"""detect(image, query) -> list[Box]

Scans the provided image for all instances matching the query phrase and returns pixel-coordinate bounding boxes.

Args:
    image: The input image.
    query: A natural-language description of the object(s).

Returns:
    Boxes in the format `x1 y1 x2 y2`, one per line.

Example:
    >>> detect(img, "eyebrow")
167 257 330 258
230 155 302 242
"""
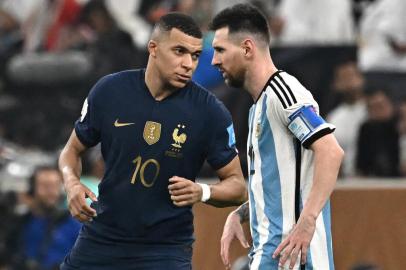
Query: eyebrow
173 45 202 54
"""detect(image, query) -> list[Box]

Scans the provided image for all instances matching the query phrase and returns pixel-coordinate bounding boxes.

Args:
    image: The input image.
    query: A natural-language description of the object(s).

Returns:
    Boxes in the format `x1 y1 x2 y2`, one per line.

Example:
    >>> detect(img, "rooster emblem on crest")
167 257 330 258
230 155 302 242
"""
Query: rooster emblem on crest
172 124 187 148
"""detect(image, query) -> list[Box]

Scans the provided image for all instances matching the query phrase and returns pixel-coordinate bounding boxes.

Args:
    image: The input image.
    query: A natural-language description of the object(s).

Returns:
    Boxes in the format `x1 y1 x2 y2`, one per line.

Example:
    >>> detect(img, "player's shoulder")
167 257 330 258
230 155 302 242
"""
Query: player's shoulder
265 70 315 109
185 81 231 122
94 69 141 89
187 80 224 108
89 69 142 99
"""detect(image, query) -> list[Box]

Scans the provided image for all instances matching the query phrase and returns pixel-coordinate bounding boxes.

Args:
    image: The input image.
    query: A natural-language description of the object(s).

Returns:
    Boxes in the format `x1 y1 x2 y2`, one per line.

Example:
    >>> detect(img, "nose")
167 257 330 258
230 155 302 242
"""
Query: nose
182 54 193 70
211 52 220 66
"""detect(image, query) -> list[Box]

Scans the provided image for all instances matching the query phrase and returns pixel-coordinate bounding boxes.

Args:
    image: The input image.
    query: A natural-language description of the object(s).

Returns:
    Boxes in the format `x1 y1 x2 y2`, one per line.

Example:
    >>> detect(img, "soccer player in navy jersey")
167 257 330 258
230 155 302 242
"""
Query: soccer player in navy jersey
58 13 247 270
210 4 344 270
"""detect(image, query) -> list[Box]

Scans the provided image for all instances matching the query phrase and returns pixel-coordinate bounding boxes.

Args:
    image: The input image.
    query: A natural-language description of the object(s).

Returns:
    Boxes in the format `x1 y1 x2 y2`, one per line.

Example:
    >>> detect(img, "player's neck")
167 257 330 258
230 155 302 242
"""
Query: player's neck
145 66 177 101
245 56 278 102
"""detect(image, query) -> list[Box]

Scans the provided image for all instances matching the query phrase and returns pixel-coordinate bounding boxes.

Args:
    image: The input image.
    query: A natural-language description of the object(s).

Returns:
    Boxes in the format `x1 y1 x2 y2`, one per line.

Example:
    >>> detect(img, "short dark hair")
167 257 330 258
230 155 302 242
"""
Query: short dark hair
209 4 270 44
156 12 202 39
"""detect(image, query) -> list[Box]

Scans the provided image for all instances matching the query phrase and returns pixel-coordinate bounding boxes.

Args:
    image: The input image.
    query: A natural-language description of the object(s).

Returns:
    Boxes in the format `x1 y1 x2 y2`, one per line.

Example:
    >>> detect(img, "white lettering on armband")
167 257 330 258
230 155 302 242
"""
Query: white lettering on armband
287 105 325 142
288 116 312 142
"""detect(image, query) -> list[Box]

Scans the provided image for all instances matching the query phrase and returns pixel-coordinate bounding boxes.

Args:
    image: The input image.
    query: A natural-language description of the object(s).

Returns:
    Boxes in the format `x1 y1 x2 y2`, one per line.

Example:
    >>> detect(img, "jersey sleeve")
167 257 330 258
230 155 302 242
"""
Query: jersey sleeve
74 76 109 147
206 100 238 170
272 75 335 149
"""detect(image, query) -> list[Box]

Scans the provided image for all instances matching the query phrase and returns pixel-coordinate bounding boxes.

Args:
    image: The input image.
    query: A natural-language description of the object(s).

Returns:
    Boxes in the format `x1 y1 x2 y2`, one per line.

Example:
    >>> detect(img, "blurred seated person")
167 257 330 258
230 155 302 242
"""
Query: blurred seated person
398 99 406 176
271 0 355 46
7 0 143 86
8 166 81 270
78 0 144 79
327 60 367 177
21 0 82 52
356 90 400 177
358 0 406 72
0 0 39 75
0 191 18 269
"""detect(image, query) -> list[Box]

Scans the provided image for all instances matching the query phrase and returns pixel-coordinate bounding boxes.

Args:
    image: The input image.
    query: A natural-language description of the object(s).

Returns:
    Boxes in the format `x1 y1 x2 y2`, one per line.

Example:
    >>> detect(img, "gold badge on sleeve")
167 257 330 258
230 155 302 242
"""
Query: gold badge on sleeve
143 121 161 145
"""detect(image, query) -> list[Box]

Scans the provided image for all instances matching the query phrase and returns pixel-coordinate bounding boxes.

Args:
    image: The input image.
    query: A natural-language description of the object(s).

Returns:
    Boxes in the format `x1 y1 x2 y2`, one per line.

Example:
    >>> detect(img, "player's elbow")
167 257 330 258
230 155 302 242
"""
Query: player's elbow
312 135 344 164
336 145 345 163
233 180 248 204
329 142 344 165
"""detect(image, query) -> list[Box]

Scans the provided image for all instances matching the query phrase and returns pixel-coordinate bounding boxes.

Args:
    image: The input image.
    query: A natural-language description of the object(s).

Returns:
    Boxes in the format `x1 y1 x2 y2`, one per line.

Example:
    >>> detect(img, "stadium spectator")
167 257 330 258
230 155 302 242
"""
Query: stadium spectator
398 99 406 176
271 0 355 46
358 0 406 72
0 191 18 269
327 61 367 177
356 90 400 177
5 0 87 86
0 0 38 77
78 0 145 80
7 166 81 270
20 0 82 53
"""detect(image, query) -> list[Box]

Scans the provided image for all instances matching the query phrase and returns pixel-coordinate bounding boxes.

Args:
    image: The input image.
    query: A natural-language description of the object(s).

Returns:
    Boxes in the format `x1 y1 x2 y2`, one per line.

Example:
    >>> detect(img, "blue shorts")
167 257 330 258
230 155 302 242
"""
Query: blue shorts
60 238 192 270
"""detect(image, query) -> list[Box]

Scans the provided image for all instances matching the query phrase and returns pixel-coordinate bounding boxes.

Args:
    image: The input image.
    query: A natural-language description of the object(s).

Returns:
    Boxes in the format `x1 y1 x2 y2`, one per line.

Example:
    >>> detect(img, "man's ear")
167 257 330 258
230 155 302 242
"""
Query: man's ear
241 39 254 58
148 40 158 57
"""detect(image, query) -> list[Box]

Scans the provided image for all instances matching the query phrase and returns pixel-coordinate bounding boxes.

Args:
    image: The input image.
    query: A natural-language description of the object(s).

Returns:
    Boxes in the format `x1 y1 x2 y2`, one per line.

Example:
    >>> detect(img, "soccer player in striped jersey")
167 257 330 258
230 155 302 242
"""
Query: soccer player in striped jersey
210 4 344 270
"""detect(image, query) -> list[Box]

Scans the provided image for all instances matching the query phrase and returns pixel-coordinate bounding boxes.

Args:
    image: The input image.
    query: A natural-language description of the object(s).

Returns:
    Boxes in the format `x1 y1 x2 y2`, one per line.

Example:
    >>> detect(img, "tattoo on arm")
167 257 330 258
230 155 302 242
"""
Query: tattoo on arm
236 201 250 223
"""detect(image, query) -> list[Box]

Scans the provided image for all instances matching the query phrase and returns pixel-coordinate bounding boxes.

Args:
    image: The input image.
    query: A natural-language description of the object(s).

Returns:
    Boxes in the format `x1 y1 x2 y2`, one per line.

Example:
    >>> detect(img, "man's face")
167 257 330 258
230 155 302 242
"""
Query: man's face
333 62 364 95
367 91 394 121
153 28 202 88
34 170 63 209
212 27 246 88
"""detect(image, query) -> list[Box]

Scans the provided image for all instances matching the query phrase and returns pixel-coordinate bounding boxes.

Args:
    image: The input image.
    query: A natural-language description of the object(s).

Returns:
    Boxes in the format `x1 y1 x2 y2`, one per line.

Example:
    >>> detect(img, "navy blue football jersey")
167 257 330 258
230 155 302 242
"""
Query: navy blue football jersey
74 69 237 254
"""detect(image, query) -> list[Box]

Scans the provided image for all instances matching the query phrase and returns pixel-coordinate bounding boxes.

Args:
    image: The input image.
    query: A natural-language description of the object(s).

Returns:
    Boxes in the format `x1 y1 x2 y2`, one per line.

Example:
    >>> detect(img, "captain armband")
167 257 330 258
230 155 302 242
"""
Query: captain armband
287 105 334 145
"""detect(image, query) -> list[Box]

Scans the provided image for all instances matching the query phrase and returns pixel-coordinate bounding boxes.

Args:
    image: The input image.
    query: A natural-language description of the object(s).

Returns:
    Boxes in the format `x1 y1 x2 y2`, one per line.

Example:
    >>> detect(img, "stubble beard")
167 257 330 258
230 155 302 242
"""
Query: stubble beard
226 69 245 88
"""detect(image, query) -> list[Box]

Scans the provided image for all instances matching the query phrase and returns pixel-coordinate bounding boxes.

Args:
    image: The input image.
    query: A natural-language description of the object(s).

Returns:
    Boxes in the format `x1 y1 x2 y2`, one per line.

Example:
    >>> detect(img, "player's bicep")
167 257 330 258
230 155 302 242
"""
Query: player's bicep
206 102 238 170
75 84 103 147
67 129 88 154
309 133 340 153
215 156 243 181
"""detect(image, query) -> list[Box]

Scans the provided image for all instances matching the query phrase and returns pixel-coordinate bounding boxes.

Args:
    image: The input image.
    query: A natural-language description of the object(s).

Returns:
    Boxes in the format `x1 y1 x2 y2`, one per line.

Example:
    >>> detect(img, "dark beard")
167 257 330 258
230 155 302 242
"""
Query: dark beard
226 69 245 88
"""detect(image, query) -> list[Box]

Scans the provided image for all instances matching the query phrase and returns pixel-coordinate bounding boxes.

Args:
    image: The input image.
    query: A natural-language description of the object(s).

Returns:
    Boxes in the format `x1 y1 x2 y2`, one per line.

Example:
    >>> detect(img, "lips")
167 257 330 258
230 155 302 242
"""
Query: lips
176 74 191 81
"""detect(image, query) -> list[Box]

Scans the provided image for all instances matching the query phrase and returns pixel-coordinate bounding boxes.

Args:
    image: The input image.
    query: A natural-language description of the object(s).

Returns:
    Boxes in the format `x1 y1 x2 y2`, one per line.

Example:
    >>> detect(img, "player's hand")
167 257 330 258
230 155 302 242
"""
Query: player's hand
168 176 202 206
272 215 316 269
65 181 97 223
221 211 250 269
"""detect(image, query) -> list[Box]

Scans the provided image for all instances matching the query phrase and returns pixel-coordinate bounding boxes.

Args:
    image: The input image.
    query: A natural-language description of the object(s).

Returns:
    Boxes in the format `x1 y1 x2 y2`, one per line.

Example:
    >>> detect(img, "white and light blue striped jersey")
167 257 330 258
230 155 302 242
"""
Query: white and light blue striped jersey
247 71 335 270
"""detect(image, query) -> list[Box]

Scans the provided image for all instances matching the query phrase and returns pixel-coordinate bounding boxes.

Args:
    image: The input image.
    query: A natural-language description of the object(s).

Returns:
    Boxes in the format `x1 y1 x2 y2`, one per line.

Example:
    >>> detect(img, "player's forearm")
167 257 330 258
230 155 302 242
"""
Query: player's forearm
207 176 247 207
301 138 344 220
235 200 250 223
59 145 83 190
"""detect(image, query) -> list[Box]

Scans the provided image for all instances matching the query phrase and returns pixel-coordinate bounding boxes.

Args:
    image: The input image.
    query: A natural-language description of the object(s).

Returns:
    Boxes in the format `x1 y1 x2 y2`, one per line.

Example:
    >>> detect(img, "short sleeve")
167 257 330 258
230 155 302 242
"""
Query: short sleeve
272 74 335 149
74 77 108 147
206 100 238 170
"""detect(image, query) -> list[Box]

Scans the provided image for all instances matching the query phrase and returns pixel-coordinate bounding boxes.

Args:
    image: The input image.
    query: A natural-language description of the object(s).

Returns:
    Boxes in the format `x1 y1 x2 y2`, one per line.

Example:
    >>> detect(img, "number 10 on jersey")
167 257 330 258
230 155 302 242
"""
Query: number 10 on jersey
131 155 160 188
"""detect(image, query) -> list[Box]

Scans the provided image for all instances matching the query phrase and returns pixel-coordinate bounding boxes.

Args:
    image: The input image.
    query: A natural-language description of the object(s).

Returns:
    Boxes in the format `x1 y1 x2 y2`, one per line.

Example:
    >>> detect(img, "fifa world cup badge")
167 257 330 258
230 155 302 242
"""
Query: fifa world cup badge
143 121 161 145
256 122 261 138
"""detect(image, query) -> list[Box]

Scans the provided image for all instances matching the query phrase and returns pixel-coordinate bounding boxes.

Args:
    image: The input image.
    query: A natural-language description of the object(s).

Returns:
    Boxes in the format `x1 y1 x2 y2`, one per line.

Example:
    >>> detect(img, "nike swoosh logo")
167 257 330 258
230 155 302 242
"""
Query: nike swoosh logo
114 119 135 127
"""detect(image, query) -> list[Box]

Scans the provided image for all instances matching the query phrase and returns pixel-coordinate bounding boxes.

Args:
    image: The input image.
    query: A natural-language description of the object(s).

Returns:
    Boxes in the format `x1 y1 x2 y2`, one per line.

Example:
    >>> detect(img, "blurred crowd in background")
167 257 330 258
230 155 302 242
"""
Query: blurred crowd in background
0 0 405 269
